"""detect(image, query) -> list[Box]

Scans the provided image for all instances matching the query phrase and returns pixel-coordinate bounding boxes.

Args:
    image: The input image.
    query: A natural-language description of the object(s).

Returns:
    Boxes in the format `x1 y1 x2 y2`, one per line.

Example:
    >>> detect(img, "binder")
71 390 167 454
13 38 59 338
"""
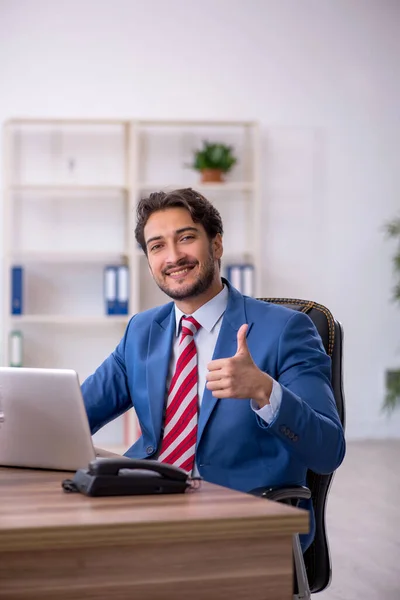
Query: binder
11 266 23 315
104 266 117 315
9 330 23 367
226 264 242 293
116 265 129 315
242 264 255 297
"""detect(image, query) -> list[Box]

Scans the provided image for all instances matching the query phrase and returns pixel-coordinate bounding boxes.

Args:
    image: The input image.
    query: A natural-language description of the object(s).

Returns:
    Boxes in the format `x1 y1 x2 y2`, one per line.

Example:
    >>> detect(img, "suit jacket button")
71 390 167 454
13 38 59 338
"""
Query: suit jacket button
146 446 154 455
293 435 299 442
280 425 286 434
289 432 295 439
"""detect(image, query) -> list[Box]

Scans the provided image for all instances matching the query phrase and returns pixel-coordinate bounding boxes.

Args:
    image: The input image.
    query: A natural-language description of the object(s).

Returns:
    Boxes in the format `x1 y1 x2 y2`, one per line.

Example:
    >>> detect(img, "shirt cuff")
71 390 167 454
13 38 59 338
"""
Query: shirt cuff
250 379 282 424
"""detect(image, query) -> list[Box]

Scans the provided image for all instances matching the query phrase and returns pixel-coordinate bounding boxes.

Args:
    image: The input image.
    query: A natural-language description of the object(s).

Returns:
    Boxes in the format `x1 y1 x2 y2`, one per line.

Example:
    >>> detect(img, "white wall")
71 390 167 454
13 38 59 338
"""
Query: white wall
1 0 399 439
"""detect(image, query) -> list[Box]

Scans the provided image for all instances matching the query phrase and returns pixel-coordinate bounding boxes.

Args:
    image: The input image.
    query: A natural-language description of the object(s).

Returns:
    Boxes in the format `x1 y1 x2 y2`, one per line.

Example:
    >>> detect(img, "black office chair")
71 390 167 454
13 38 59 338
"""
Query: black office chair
252 298 345 600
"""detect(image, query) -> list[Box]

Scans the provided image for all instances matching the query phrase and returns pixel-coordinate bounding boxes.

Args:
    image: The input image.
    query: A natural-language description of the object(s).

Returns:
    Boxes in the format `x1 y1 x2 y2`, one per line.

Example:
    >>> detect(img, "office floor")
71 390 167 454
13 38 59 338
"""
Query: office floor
320 440 400 600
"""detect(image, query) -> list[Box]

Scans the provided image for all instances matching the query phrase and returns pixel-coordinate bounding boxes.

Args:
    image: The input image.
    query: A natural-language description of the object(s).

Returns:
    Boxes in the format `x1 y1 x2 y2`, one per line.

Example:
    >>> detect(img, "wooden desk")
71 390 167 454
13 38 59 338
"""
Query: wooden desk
0 467 308 600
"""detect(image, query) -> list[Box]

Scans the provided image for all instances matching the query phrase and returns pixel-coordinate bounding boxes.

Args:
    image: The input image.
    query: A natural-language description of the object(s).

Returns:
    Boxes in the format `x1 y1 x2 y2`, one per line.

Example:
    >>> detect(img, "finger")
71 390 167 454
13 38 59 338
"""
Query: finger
236 324 249 355
206 378 231 391
206 370 227 382
207 358 230 371
210 388 236 399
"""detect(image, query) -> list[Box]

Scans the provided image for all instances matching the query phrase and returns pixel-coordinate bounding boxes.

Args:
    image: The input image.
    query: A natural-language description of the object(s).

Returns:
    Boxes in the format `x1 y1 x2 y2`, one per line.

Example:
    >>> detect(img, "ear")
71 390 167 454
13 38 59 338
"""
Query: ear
212 233 223 260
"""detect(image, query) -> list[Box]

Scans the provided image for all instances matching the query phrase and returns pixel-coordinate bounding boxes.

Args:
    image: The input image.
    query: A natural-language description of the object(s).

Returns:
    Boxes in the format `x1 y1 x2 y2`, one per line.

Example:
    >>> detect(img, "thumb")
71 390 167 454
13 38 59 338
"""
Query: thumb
236 324 249 355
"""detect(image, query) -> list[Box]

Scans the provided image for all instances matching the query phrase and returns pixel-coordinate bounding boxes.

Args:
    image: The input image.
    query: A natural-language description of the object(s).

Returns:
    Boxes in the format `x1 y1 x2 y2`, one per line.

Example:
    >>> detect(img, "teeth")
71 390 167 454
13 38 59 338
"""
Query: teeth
169 268 189 276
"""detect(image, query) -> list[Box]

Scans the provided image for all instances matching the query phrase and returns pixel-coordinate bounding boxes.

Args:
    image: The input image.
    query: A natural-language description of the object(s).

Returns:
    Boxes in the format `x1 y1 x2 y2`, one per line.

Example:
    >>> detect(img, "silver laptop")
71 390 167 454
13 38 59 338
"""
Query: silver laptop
0 367 120 471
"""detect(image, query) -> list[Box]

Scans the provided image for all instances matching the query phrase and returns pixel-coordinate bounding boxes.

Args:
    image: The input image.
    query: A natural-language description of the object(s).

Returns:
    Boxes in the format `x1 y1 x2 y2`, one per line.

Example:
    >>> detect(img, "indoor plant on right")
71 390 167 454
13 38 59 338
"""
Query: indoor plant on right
189 141 237 183
384 215 400 413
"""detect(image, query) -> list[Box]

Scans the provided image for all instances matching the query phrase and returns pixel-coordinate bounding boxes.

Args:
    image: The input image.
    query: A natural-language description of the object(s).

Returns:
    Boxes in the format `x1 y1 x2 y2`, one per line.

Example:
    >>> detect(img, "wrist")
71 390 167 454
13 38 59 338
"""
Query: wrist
253 372 273 408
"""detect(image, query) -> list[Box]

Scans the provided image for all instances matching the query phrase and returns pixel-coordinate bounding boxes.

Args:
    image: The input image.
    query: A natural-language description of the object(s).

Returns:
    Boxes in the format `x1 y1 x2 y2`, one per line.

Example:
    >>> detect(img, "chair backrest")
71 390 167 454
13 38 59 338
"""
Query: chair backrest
257 297 345 594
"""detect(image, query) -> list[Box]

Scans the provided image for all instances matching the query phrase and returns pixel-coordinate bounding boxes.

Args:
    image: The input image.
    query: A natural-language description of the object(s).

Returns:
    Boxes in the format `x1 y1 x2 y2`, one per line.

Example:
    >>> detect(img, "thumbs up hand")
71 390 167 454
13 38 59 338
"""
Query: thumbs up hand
235 323 251 357
206 324 273 407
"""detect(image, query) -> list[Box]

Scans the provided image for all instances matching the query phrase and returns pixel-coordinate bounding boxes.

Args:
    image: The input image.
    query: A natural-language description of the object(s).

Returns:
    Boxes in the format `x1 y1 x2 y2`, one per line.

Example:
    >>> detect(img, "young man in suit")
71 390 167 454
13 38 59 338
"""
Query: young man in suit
82 187 345 550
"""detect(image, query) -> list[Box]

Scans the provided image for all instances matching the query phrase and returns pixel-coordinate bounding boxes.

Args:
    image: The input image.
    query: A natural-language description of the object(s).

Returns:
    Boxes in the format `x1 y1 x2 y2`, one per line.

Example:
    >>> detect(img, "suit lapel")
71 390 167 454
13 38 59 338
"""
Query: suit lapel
146 307 175 444
197 284 253 446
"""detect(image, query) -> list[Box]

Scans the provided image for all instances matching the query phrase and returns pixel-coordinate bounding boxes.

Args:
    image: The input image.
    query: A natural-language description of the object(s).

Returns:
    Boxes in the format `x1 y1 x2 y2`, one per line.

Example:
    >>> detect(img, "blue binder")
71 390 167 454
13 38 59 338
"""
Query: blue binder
241 264 255 297
116 265 129 315
226 264 243 293
225 263 255 296
104 266 117 315
11 266 23 315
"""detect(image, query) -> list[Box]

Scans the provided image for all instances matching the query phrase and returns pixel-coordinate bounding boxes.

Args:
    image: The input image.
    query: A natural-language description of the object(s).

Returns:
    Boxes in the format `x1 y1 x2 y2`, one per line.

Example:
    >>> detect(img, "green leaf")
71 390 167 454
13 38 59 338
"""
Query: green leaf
382 217 400 414
385 214 400 307
383 370 400 414
386 218 400 238
188 140 238 173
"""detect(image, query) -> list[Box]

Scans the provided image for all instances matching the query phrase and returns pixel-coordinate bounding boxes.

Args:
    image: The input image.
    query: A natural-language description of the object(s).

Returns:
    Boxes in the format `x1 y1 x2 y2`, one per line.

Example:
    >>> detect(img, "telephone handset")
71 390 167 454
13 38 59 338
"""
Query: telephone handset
62 457 191 496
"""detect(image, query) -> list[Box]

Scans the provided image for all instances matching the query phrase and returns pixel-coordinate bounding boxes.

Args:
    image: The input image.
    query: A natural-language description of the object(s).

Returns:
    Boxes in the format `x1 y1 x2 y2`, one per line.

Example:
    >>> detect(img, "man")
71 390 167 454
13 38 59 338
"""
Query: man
82 187 345 550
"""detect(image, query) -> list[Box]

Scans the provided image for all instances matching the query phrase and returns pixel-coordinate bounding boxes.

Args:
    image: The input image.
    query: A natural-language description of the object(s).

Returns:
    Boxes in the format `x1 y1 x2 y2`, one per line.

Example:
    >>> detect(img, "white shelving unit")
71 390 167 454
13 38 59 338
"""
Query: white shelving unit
2 118 261 448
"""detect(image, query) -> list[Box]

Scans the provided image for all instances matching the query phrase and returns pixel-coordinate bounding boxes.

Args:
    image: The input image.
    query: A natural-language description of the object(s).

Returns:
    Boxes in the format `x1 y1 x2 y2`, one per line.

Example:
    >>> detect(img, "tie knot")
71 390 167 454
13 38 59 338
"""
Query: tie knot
181 316 201 338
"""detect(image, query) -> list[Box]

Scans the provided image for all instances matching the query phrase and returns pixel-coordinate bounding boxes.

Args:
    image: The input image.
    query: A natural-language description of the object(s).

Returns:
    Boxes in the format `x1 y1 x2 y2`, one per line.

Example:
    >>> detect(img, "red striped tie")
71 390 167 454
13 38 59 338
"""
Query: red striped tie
158 316 201 473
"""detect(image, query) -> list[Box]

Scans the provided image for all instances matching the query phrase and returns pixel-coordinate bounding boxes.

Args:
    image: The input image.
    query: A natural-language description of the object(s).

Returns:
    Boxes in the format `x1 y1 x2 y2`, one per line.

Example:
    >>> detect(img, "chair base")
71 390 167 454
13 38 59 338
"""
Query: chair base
293 534 311 600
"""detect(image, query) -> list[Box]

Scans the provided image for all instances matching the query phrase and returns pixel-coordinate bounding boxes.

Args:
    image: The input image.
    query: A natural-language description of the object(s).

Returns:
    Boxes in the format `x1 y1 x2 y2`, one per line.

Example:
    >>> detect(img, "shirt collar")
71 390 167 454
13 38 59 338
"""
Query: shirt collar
174 284 229 336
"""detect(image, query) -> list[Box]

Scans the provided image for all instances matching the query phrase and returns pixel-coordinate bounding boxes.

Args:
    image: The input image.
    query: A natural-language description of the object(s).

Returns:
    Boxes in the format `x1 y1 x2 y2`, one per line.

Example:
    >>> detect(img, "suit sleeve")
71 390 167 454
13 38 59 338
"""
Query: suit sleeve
81 318 134 434
256 311 345 474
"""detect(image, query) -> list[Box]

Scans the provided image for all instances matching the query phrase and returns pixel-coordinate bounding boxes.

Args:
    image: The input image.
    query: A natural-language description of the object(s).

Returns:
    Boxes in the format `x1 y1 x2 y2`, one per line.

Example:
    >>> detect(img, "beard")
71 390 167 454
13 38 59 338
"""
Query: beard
152 247 216 301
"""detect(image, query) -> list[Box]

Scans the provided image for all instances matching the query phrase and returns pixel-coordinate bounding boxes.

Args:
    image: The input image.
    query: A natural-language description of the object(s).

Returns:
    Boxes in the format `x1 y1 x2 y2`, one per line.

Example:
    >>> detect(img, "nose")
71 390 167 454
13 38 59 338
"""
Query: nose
165 242 185 265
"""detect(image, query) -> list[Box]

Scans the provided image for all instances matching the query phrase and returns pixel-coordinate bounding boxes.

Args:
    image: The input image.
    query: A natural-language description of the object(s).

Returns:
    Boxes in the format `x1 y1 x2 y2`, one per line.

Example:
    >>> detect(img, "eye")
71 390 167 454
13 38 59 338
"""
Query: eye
181 235 195 242
150 243 163 252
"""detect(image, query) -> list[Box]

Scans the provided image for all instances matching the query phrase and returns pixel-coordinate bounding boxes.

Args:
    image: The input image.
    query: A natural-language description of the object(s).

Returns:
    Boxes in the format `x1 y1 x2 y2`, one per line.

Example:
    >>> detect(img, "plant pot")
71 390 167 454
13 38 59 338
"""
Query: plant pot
200 169 224 183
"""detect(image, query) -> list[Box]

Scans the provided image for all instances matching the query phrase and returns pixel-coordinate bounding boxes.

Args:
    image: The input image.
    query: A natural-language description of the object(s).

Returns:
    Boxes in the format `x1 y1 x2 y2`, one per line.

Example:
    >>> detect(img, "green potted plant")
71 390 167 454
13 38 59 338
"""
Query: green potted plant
384 215 400 413
189 141 237 183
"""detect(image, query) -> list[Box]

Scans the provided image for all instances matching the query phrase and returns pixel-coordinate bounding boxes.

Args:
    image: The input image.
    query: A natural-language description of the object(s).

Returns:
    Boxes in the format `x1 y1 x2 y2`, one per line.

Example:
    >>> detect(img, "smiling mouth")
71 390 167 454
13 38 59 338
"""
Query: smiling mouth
166 266 195 278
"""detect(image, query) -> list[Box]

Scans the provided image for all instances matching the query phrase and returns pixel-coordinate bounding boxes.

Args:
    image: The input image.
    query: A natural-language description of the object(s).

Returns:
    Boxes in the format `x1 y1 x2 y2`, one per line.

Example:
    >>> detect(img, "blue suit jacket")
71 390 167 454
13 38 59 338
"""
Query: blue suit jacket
82 283 345 549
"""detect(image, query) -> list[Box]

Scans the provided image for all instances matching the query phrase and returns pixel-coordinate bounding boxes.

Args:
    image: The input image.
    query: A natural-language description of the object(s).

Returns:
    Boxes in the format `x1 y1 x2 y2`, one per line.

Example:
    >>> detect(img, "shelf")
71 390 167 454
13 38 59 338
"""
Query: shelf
9 185 128 193
7 118 255 127
137 119 256 127
137 182 255 192
7 118 130 126
10 315 130 325
8 252 130 264
9 183 254 193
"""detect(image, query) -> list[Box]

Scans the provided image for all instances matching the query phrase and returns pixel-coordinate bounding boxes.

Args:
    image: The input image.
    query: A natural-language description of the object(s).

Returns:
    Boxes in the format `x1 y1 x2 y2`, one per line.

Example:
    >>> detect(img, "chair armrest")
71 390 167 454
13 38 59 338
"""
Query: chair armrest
250 485 311 503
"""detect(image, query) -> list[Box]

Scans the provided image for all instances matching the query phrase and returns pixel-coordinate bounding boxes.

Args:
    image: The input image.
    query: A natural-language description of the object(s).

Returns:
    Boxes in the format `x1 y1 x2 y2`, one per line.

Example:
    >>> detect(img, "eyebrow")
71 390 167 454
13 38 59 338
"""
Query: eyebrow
145 226 199 247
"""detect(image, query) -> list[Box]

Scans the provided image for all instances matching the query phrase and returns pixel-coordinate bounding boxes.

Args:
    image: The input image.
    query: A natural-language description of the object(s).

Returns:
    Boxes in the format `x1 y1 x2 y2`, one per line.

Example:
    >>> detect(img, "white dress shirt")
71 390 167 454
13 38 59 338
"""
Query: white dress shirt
166 284 282 476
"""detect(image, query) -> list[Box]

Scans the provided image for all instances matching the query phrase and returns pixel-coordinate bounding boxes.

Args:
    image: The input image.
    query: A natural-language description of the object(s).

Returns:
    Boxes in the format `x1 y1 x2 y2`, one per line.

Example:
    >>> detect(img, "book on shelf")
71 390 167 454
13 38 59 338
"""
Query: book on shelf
104 265 130 315
116 265 129 315
9 330 23 367
11 266 23 315
225 263 255 297
104 265 117 315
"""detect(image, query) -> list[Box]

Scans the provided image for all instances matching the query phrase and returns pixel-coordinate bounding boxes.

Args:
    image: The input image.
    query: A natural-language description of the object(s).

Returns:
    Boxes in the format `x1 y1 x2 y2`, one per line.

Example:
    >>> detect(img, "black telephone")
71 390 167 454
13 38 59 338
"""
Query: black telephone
62 457 190 497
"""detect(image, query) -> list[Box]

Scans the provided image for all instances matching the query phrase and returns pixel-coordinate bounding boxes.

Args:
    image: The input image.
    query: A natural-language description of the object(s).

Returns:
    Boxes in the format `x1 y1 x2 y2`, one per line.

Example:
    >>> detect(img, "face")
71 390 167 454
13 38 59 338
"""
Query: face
144 207 223 302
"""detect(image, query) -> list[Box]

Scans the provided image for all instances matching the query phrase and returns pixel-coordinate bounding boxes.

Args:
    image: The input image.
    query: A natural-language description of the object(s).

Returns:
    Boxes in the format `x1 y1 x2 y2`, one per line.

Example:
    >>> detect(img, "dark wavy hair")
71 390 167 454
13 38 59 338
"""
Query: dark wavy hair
135 188 224 254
